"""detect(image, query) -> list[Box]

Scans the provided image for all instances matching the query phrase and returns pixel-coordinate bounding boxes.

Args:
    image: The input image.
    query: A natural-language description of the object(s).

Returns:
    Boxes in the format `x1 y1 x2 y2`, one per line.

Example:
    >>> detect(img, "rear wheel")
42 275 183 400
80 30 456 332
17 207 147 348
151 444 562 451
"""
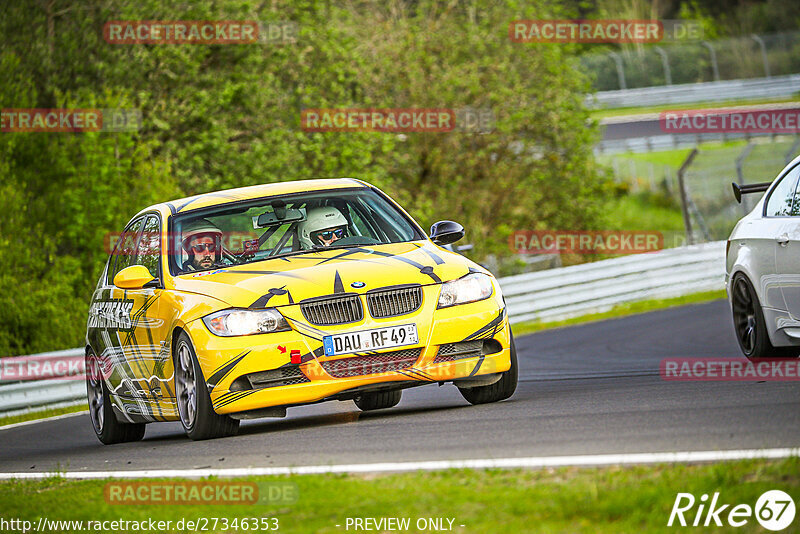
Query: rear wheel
731 274 797 359
353 389 402 411
86 350 146 445
175 332 239 440
458 334 518 405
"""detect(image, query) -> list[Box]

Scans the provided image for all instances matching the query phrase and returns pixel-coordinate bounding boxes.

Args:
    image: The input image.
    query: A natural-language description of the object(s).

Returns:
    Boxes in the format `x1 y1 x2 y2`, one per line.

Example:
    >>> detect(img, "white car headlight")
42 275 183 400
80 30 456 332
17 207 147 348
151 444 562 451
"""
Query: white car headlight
438 272 494 308
202 308 290 337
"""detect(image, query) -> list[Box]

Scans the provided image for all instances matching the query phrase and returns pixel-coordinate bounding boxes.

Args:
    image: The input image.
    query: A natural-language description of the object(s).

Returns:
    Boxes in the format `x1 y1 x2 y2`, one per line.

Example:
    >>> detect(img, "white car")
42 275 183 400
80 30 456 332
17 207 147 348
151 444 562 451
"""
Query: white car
727 155 800 359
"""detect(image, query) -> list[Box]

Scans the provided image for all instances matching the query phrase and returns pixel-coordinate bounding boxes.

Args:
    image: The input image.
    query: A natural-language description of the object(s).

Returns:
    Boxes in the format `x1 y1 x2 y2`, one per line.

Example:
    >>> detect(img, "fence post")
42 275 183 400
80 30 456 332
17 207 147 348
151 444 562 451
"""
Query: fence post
751 34 771 78
648 163 656 190
664 165 674 196
654 47 672 86
736 143 754 214
608 52 626 90
677 148 699 245
701 41 720 81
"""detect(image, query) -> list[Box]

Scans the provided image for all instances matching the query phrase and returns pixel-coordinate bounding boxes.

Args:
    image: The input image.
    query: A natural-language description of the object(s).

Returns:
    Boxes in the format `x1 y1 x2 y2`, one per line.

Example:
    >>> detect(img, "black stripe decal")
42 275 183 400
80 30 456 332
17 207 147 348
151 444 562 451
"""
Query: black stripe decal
250 287 288 308
419 266 441 283
463 309 505 341
213 390 256 410
419 247 445 265
468 355 485 376
333 271 345 294
206 351 250 393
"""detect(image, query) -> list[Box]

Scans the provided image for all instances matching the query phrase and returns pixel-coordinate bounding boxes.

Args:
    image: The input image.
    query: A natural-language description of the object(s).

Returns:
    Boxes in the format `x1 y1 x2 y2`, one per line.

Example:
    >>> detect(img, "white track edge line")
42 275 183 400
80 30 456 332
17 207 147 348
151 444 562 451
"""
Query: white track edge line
1 448 797 480
0 410 88 431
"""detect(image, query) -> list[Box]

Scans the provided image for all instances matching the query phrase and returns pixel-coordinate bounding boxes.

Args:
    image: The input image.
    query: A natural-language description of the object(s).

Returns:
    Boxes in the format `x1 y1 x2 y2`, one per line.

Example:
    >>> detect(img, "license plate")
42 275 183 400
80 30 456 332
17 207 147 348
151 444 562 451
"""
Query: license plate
323 324 418 356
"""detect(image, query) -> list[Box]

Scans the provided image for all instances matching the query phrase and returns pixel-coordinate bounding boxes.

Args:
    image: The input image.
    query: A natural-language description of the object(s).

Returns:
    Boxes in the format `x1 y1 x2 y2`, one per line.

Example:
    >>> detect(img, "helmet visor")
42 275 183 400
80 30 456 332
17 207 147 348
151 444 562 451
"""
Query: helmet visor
311 226 346 245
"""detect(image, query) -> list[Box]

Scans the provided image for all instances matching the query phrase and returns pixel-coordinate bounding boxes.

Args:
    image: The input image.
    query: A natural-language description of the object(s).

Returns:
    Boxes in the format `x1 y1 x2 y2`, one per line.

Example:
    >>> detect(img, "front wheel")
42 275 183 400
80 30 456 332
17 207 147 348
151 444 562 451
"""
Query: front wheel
86 349 146 445
458 334 518 405
175 332 239 440
354 389 402 411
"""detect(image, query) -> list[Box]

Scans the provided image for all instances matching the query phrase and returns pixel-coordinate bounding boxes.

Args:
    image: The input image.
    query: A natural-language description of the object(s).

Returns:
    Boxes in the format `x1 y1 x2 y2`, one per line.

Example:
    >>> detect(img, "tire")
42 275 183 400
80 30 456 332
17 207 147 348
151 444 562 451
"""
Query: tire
85 349 146 445
731 274 797 359
175 332 239 440
458 333 518 405
353 389 402 411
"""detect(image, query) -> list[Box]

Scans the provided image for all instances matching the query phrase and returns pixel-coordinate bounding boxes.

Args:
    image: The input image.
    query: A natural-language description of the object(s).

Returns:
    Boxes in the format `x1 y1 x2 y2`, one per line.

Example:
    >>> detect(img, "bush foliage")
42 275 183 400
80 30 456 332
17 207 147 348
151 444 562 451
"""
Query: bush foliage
0 0 609 355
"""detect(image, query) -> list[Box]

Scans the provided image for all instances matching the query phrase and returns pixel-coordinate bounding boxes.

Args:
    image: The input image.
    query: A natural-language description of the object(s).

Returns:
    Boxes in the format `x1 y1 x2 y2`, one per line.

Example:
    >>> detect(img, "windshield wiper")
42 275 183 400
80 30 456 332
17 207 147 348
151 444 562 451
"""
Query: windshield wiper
261 249 322 260
311 243 374 252
233 244 371 265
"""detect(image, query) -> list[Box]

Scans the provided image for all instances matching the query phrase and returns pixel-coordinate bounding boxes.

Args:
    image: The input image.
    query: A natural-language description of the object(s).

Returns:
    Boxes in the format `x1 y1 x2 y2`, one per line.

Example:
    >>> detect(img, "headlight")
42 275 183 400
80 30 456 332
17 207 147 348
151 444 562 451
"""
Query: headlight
202 308 290 337
438 272 494 308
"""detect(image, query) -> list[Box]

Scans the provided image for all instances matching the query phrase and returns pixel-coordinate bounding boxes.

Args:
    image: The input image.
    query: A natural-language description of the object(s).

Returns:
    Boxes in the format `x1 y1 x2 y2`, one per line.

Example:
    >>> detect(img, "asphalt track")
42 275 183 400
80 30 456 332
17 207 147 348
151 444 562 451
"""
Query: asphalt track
599 104 800 141
1 300 799 475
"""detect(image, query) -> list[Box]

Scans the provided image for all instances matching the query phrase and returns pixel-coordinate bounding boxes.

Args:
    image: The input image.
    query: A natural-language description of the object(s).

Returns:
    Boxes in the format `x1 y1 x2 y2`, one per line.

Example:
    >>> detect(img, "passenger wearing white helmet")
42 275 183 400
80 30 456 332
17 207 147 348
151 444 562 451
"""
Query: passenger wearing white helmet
181 219 223 271
298 206 349 249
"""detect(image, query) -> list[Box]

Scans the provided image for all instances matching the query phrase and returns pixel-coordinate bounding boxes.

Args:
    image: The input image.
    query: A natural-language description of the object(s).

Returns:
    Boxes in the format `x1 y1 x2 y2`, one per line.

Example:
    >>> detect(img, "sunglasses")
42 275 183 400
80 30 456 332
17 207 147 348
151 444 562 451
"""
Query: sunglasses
313 228 346 241
190 243 216 253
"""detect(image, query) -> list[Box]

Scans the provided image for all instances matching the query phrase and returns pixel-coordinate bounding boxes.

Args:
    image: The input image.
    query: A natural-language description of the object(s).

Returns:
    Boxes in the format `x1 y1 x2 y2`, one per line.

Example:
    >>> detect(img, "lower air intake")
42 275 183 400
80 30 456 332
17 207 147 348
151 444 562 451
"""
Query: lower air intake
321 348 422 378
433 340 483 363
245 366 310 389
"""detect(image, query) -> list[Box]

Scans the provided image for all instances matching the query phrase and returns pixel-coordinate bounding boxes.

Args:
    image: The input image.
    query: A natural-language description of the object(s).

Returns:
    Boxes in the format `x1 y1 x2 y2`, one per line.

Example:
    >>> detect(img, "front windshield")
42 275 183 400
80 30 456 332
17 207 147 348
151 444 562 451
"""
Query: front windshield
169 187 424 275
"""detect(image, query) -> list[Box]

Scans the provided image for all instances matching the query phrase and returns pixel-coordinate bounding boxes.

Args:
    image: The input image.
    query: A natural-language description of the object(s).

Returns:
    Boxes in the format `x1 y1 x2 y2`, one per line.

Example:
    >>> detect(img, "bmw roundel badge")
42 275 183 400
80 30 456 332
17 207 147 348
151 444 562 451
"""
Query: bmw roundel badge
351 281 366 288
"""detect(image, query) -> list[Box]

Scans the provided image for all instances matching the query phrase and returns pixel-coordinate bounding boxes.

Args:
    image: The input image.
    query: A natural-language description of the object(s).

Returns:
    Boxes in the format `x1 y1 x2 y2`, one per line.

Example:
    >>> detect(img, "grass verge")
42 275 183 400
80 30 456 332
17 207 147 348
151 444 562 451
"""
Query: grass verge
511 289 726 337
0 458 796 533
0 403 87 428
602 193 685 233
596 139 748 170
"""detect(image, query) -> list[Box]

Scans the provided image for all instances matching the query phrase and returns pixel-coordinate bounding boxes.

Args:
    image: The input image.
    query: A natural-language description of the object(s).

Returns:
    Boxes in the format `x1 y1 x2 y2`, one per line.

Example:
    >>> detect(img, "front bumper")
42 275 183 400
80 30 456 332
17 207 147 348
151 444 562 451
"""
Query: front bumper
184 284 511 415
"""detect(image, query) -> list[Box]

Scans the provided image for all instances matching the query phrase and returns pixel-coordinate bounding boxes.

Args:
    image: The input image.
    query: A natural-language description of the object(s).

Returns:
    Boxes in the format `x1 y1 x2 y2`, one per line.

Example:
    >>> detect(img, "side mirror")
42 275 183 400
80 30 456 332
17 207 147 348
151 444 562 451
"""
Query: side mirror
114 265 156 290
430 220 465 245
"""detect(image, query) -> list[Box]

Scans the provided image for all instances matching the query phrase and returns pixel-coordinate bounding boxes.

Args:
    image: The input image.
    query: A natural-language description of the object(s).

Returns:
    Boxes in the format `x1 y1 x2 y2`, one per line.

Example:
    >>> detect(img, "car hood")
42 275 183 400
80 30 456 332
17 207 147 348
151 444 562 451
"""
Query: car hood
170 241 482 309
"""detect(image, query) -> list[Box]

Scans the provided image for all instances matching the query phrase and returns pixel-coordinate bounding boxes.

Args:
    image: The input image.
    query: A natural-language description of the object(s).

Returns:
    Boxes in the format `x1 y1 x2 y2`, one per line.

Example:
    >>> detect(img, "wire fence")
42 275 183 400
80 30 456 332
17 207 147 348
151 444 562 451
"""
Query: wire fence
684 138 800 241
601 156 678 194
582 31 800 91
606 137 800 243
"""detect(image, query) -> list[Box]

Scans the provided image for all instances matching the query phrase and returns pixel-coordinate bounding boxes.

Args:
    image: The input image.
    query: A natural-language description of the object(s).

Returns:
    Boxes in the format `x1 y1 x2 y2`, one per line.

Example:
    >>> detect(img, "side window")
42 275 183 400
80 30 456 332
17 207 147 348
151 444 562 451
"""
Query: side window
108 218 144 285
135 215 161 279
765 167 800 217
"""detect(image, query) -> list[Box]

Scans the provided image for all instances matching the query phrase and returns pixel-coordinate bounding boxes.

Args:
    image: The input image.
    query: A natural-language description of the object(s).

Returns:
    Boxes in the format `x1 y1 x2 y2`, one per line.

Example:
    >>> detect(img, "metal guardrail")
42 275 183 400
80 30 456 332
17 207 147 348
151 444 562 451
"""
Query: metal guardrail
0 348 86 418
588 74 800 109
500 241 726 324
0 242 727 417
596 131 797 155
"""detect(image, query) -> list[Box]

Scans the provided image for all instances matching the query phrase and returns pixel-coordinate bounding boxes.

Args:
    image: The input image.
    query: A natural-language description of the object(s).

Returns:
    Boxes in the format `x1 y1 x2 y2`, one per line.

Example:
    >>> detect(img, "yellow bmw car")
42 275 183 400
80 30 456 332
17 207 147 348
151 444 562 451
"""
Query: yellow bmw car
85 179 517 443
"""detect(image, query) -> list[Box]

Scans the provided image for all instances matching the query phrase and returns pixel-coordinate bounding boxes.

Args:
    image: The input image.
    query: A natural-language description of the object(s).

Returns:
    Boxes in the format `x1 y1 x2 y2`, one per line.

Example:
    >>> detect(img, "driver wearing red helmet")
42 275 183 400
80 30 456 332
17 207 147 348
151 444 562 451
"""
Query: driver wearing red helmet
181 219 223 271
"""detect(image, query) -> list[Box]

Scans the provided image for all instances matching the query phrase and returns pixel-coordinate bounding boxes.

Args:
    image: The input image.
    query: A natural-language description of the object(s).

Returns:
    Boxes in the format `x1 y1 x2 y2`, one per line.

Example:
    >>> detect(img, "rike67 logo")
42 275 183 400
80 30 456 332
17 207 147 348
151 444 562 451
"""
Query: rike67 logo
669 490 795 530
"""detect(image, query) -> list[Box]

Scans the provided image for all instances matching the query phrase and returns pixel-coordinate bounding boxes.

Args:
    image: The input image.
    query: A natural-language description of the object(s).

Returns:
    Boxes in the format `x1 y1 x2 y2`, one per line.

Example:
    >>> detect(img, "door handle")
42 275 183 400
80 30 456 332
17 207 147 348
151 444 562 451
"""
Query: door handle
776 234 790 246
